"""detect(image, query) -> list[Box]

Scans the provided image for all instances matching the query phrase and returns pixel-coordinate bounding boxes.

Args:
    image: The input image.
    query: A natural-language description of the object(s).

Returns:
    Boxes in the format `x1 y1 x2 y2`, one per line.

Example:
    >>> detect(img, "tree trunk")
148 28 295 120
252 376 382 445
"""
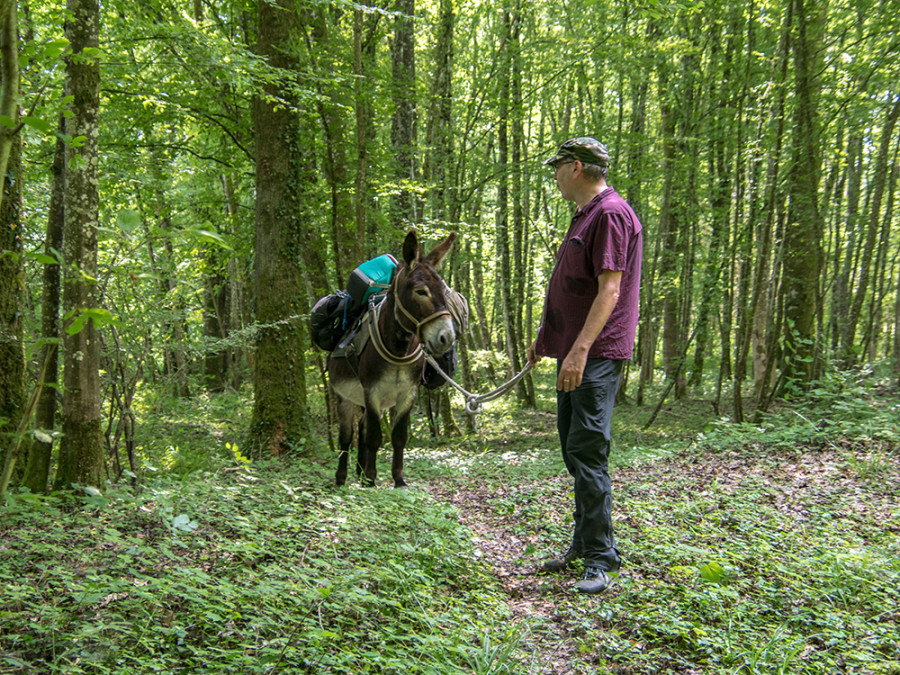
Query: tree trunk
22 118 66 493
0 100 23 487
842 96 900 360
657 66 687 399
55 0 104 490
0 0 18 216
353 11 379 259
203 253 228 392
781 0 826 385
391 0 420 227
247 0 311 458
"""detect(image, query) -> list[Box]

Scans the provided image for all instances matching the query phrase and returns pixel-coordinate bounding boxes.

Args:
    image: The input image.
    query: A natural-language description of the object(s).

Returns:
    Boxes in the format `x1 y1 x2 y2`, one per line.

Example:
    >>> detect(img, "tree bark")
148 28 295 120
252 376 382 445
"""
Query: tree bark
247 0 311 458
0 0 18 216
55 0 104 490
22 118 66 493
0 99 23 487
781 0 826 385
391 0 421 228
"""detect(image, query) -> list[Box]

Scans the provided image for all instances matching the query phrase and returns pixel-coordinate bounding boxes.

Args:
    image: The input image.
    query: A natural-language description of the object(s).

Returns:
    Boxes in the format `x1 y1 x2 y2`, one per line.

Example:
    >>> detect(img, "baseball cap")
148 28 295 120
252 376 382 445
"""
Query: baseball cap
543 137 610 168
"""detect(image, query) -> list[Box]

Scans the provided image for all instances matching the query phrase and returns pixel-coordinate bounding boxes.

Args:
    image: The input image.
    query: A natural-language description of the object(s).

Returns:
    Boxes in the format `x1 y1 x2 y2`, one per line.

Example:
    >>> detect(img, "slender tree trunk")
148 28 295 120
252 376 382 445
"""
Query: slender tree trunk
353 12 379 259
55 0 104 489
391 0 420 227
0 103 23 486
842 96 900 359
657 66 687 399
0 0 18 216
307 8 356 281
203 253 228 392
22 118 66 493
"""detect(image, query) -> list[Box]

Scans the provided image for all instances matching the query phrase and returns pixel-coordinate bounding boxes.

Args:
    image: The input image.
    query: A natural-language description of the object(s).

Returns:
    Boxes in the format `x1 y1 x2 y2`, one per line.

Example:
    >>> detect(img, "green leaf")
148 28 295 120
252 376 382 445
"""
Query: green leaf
24 251 59 266
23 116 53 134
700 561 725 584
0 115 15 129
116 209 142 231
45 38 71 61
172 514 198 532
33 430 53 444
65 308 123 335
190 228 232 250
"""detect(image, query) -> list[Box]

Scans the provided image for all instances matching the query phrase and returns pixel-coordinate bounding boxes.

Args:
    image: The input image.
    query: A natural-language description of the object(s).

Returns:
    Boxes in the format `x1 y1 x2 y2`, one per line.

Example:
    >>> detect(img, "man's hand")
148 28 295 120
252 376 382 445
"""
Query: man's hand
557 347 587 392
527 341 542 368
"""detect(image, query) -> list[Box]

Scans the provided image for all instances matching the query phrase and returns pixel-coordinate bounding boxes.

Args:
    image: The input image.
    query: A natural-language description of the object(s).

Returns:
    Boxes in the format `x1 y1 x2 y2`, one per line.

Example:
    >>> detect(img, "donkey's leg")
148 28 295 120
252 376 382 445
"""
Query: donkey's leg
335 399 357 486
390 401 415 488
354 416 365 479
361 403 384 487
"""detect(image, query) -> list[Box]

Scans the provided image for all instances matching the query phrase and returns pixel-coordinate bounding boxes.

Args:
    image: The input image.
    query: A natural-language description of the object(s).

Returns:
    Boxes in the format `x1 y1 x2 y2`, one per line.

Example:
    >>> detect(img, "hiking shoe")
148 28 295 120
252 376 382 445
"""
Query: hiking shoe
574 566 614 594
539 547 582 573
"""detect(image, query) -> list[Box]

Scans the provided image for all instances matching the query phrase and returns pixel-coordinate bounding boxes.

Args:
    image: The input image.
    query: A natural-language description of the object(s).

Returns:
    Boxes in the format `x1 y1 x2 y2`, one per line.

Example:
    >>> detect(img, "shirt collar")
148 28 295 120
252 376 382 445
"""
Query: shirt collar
573 186 612 218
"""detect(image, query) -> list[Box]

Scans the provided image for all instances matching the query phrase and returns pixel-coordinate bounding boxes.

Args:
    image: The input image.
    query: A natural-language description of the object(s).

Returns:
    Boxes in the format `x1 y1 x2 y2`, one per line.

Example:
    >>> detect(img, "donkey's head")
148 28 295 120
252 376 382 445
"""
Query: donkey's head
393 230 457 357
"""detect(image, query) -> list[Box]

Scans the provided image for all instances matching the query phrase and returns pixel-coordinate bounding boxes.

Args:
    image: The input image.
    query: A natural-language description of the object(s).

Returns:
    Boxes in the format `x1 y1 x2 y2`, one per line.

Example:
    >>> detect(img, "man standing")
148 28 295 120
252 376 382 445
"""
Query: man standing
527 137 642 594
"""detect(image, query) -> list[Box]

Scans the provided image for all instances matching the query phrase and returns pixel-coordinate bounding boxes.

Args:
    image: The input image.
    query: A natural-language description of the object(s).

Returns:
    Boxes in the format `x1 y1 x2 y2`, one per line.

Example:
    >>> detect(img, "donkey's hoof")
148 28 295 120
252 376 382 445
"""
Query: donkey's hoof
361 477 376 488
394 480 408 489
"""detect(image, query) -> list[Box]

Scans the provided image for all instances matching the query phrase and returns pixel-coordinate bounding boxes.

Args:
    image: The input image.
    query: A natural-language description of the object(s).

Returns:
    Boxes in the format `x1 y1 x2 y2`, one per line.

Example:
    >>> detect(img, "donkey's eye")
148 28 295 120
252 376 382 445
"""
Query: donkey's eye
415 288 430 298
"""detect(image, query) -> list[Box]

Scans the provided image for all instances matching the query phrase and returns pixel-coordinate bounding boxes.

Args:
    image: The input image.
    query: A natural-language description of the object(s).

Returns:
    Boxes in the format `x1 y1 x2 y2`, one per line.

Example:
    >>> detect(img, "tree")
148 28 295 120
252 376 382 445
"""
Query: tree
0 99 23 491
391 0 421 228
54 0 104 489
246 0 312 458
21 120 65 493
780 0 826 386
0 0 18 215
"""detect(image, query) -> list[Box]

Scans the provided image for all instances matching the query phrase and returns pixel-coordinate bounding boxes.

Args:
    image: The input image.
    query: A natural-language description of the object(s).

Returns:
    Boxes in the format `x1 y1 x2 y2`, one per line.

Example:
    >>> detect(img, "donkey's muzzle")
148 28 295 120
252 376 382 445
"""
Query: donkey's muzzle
422 316 456 357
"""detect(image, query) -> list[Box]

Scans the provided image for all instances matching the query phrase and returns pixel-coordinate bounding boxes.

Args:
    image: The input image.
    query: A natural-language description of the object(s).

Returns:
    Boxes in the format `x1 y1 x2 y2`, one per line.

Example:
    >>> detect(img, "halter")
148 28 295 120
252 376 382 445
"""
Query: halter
368 300 423 367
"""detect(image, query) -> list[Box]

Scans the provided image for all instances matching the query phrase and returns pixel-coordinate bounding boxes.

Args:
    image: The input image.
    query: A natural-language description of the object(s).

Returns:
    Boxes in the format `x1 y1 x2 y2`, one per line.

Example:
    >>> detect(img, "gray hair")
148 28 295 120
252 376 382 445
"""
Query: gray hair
581 162 609 183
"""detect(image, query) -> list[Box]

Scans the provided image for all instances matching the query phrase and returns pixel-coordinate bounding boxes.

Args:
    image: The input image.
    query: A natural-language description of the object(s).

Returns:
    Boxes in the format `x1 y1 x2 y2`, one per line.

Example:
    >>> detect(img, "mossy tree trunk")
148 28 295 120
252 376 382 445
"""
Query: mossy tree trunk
55 0 104 490
246 0 311 458
0 110 23 487
781 0 826 385
22 119 66 493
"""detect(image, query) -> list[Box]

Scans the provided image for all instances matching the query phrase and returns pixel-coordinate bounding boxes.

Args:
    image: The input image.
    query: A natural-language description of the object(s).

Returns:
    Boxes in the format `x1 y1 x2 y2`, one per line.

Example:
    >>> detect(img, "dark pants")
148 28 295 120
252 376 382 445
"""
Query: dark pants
557 357 623 571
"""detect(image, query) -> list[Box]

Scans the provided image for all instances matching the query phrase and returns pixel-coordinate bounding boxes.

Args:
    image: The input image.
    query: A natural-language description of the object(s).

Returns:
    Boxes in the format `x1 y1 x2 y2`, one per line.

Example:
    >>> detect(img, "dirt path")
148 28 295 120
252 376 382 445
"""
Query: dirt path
425 439 900 674
428 476 600 674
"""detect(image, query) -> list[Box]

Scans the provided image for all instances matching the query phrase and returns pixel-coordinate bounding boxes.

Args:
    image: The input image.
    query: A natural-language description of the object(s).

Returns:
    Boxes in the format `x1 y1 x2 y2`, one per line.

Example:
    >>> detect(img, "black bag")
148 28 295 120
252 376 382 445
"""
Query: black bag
422 343 458 390
310 290 350 351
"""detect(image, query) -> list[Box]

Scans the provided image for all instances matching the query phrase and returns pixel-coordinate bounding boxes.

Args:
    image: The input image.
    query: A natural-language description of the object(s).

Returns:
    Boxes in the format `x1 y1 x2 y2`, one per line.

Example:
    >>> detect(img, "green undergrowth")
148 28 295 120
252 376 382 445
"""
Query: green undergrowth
3 368 899 673
1 462 518 674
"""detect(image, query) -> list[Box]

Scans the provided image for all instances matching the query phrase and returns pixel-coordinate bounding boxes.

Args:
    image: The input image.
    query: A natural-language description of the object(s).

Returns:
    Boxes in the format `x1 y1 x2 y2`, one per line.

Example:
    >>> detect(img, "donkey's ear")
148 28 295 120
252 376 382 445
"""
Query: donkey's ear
424 232 457 271
402 230 419 267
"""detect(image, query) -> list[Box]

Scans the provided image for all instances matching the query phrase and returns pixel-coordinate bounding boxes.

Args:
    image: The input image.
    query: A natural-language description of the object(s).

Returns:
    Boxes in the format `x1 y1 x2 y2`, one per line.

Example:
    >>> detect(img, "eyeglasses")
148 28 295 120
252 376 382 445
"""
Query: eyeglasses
550 159 575 173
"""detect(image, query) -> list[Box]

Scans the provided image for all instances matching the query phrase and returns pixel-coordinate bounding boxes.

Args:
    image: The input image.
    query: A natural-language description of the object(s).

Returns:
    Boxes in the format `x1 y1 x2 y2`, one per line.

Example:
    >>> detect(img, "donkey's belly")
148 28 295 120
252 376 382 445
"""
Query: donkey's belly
332 367 418 412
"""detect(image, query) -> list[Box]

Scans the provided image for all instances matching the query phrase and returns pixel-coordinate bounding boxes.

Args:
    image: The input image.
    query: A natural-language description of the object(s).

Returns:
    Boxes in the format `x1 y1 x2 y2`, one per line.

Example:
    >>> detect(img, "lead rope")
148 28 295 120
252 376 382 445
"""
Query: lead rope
424 353 533 418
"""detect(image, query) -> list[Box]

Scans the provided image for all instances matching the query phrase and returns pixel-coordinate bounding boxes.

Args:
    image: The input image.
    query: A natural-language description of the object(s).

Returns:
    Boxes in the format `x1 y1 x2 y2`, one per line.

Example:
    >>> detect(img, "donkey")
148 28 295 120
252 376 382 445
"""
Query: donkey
328 230 457 487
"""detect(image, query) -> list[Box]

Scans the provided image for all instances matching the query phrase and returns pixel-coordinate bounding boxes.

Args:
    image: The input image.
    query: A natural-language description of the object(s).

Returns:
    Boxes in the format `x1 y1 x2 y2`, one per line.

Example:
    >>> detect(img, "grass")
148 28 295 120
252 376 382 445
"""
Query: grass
2 363 899 673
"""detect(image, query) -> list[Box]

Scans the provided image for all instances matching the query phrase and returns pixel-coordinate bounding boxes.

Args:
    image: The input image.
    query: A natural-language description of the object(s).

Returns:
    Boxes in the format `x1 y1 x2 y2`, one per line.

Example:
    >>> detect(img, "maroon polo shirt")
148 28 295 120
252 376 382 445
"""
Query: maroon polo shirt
535 187 642 361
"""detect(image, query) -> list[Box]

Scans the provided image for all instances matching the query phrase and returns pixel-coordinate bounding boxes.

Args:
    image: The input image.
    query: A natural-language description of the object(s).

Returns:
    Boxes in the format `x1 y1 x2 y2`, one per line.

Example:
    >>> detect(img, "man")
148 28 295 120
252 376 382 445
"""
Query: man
527 137 642 594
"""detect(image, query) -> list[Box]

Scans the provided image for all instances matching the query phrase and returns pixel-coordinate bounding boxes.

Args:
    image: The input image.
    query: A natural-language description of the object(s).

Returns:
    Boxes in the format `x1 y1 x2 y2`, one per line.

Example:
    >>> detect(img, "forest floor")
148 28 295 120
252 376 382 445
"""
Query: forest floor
2 378 899 673
426 439 900 673
417 394 900 674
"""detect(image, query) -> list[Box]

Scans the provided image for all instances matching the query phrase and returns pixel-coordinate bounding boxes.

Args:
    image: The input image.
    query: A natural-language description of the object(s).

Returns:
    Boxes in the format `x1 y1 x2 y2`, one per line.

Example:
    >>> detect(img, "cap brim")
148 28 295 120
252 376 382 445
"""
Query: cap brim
543 154 565 166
